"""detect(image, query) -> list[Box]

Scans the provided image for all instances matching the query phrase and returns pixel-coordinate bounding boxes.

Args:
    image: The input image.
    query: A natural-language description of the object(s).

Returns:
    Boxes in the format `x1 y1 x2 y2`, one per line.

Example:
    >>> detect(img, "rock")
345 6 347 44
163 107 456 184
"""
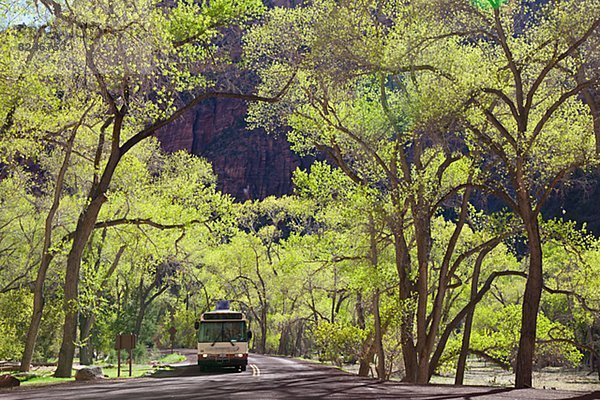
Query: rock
0 374 20 388
155 98 313 201
75 366 104 381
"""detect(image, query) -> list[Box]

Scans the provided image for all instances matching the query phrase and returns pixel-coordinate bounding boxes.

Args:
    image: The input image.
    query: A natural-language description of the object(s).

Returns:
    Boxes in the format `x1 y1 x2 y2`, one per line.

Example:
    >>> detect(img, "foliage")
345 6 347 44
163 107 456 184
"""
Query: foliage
0 289 32 360
313 321 367 366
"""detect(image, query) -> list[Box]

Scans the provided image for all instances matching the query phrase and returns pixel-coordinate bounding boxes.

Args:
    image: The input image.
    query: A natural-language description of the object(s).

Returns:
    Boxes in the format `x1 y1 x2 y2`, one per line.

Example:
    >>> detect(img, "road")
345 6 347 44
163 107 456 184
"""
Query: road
1 354 598 399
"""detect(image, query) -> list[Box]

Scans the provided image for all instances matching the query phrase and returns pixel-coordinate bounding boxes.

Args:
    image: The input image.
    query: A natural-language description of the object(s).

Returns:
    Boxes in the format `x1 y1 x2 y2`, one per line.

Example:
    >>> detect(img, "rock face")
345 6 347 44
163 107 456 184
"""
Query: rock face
155 98 311 201
75 366 105 381
0 374 20 388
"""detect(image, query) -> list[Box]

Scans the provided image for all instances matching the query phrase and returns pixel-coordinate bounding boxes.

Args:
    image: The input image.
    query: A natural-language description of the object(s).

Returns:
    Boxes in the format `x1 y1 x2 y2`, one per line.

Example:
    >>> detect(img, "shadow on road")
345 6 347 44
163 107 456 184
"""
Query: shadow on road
149 364 241 379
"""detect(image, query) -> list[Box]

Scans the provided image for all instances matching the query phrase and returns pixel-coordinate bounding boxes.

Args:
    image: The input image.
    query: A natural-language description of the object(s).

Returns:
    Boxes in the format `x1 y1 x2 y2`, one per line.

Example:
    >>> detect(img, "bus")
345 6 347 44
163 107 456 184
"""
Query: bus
194 303 252 372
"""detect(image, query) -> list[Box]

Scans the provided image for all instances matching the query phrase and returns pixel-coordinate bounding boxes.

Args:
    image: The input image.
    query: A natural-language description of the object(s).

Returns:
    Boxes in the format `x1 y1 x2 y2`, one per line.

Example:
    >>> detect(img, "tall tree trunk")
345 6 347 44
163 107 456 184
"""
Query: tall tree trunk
79 314 95 365
54 202 105 377
368 215 386 380
54 114 124 378
293 321 304 357
259 305 268 353
21 126 79 372
358 355 374 377
393 230 418 382
514 171 544 389
356 292 373 377
414 213 432 384
455 247 490 384
373 289 385 380
278 324 290 355
134 305 147 337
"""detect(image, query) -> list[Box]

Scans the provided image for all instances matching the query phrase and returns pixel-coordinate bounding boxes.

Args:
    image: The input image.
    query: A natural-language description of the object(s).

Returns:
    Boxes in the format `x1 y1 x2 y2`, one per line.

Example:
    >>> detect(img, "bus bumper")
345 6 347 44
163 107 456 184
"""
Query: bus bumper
198 354 248 368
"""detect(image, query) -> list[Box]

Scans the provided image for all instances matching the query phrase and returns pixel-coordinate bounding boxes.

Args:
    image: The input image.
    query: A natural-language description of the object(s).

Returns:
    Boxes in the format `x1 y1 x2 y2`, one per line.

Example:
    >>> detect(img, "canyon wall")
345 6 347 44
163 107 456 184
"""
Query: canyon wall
155 98 310 201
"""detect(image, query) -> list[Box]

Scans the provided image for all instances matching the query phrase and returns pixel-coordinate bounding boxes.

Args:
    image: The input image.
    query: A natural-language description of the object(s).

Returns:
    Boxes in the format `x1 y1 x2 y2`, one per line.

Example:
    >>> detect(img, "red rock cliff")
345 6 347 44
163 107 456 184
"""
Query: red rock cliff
155 98 309 201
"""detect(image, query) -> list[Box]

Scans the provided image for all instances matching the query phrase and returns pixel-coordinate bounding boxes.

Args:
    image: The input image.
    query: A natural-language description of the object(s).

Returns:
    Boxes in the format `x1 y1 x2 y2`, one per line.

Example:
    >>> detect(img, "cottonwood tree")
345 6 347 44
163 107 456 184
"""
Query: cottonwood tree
7 0 294 377
74 145 232 363
246 0 521 383
436 0 600 387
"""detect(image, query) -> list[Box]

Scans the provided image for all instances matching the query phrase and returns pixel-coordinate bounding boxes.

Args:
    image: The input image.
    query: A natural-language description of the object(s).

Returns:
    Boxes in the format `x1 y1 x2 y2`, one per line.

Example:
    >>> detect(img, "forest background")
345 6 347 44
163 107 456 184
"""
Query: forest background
0 0 599 390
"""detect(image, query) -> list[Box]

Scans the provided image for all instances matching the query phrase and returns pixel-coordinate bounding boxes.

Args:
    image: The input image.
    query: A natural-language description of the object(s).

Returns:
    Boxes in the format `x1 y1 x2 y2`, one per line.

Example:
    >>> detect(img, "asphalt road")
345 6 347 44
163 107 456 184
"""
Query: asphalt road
1 354 599 399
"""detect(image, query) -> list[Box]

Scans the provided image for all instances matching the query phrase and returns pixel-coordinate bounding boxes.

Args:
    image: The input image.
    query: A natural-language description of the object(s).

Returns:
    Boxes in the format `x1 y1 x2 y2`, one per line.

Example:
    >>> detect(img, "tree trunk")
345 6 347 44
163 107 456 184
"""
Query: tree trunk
358 356 373 377
259 305 268 353
456 247 489 384
79 314 95 365
278 324 290 355
373 289 385 380
293 321 304 357
54 114 124 378
414 212 432 384
54 206 103 377
134 304 147 337
356 292 373 377
20 127 78 372
358 340 375 377
368 217 386 380
514 173 544 388
394 231 418 382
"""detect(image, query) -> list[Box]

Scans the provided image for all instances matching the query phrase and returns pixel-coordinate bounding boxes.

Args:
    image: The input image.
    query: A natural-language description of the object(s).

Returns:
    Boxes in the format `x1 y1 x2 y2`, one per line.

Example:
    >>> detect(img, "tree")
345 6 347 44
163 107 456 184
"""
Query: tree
438 0 600 387
246 0 520 382
248 0 600 386
4 0 296 377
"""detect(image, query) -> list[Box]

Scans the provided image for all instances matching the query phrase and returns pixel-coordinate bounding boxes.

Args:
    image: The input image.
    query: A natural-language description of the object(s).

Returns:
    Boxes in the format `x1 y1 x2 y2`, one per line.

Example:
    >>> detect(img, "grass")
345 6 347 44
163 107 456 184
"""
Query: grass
157 352 186 364
102 364 155 379
15 372 74 387
9 351 188 387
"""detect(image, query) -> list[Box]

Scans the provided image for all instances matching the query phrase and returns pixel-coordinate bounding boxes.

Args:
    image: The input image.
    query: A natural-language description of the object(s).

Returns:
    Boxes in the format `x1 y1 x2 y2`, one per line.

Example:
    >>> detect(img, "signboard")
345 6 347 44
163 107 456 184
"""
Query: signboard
114 333 137 377
115 334 136 350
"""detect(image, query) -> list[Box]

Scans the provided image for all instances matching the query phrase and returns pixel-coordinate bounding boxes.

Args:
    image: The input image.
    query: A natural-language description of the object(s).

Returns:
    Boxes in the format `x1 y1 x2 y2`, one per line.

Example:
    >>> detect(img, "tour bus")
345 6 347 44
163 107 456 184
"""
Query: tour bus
194 301 252 372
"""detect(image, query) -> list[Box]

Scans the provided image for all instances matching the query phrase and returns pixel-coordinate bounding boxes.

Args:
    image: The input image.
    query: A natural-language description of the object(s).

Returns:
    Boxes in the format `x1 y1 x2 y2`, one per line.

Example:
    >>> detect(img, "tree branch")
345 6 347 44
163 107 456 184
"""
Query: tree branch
525 18 600 112
119 71 296 156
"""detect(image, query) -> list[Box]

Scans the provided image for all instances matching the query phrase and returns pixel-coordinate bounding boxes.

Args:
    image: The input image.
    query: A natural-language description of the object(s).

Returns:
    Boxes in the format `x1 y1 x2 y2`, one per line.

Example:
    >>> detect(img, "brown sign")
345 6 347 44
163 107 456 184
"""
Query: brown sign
115 333 137 350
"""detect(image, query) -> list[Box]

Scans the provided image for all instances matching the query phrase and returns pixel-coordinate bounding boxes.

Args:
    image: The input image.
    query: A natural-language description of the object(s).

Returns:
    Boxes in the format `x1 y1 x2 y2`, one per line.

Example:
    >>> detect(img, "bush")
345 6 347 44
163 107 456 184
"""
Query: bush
0 289 32 360
470 304 582 369
313 321 366 367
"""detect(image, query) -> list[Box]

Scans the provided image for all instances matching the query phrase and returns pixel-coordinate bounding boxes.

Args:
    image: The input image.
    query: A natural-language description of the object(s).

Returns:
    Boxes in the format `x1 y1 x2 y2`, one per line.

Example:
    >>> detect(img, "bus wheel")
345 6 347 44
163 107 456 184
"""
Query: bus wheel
240 366 246 372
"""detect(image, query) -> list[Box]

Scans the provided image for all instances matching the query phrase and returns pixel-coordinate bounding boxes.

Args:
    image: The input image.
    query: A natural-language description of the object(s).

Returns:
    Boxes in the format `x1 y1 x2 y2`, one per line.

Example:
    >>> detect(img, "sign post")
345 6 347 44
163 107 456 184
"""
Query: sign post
115 333 137 377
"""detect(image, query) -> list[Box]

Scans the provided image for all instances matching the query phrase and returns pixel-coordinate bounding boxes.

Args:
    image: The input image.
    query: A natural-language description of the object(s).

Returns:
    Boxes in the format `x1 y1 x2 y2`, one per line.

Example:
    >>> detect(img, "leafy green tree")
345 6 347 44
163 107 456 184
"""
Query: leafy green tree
434 0 600 387
246 0 524 382
247 0 599 386
3 0 292 377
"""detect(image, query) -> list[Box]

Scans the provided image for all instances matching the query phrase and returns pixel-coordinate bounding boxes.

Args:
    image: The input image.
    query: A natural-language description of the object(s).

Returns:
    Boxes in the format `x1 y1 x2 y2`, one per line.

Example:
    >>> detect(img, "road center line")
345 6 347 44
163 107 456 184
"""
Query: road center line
250 364 261 376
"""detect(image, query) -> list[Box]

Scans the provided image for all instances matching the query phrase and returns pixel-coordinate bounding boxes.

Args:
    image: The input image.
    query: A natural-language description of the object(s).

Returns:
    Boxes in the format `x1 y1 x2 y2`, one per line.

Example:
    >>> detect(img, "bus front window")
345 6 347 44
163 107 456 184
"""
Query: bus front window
198 321 246 343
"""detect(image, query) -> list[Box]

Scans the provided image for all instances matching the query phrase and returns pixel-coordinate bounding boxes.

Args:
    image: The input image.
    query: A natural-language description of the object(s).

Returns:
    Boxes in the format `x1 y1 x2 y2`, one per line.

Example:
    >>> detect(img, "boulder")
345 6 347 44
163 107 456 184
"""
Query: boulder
75 366 104 381
0 374 20 388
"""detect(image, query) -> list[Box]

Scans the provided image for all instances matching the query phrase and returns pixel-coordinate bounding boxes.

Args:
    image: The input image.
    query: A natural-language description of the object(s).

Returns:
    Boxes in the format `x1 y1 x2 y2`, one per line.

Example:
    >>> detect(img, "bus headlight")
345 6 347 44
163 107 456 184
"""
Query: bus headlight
202 354 208 358
236 354 244 358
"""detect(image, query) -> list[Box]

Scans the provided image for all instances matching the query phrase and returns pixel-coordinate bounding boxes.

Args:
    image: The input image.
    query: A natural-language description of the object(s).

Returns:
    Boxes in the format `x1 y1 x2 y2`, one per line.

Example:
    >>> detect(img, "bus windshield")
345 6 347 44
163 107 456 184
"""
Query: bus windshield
198 321 246 343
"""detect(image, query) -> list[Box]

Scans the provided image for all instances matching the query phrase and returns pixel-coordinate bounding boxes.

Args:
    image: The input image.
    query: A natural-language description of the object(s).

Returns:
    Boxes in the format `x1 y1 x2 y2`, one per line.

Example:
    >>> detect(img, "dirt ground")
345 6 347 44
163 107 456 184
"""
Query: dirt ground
342 358 600 392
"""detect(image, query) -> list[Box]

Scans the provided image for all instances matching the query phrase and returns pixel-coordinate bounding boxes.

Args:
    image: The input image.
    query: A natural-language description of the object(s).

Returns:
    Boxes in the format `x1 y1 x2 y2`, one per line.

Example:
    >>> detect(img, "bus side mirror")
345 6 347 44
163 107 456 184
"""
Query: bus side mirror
194 321 199 330
247 330 253 340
